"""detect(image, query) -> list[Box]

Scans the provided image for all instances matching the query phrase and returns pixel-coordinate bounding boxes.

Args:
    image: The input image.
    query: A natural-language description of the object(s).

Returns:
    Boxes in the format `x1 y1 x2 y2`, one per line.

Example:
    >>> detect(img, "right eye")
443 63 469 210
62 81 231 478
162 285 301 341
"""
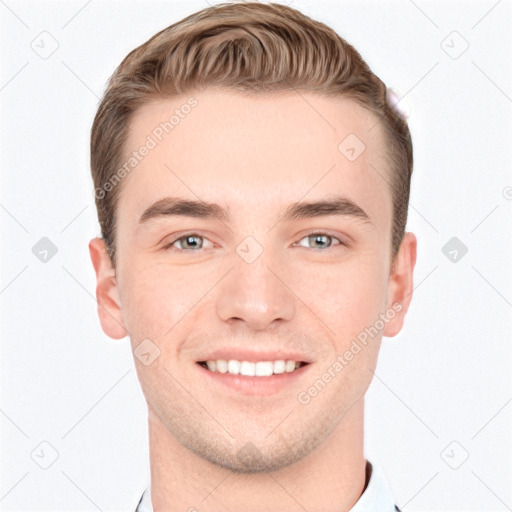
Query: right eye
163 233 214 252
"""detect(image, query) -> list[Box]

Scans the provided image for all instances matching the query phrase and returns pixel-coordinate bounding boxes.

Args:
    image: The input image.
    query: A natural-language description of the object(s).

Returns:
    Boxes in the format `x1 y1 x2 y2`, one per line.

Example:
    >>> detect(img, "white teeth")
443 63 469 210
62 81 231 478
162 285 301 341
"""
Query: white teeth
240 361 256 376
273 360 286 374
285 360 297 373
216 360 228 373
203 359 304 376
228 359 241 374
255 361 273 376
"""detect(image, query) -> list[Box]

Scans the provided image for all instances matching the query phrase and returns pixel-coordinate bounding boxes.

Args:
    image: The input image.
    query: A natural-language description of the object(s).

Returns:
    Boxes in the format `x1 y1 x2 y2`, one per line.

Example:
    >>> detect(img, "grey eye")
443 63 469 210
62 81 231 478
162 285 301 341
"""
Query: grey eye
174 234 205 250
297 234 341 250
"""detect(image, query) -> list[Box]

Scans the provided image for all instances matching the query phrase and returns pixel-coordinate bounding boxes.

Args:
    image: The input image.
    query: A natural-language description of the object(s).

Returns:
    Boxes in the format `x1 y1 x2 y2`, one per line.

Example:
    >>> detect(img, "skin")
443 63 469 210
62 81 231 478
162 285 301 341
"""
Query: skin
89 89 417 511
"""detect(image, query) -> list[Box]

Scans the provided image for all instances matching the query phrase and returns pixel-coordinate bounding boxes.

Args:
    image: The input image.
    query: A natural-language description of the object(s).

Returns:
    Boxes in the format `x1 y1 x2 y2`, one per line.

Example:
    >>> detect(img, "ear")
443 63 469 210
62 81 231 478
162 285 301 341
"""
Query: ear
88 237 128 340
382 231 417 338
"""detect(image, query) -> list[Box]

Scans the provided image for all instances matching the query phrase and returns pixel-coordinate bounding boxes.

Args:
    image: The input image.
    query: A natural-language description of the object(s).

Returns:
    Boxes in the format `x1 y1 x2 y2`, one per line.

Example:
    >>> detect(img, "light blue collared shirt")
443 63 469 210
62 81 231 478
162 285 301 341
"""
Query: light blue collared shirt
134 460 399 511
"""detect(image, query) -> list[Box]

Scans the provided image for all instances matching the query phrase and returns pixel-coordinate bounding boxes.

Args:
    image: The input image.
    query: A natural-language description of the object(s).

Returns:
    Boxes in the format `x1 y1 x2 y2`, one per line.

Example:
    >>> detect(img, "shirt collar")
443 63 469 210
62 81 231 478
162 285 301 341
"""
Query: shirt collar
350 461 397 512
135 460 397 512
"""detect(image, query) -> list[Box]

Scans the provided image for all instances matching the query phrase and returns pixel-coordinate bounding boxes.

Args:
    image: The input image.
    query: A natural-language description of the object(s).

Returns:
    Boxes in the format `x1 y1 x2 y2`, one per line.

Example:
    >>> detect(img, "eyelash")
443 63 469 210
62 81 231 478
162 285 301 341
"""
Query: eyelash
163 231 346 252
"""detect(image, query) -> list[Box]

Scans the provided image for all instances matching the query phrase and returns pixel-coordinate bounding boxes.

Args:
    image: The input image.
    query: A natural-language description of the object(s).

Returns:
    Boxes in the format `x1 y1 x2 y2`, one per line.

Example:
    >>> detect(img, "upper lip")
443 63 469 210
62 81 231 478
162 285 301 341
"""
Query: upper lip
197 349 312 364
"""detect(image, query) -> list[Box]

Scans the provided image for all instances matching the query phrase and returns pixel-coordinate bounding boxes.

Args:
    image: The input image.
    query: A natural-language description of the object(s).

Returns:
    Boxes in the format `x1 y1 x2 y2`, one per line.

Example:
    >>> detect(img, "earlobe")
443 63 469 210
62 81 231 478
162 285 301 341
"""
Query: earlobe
383 232 417 338
88 237 128 340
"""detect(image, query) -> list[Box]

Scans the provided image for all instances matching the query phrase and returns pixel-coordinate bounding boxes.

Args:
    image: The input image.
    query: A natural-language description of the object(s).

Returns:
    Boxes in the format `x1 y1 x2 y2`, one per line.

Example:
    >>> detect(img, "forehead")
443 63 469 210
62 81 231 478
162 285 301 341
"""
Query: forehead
118 89 391 232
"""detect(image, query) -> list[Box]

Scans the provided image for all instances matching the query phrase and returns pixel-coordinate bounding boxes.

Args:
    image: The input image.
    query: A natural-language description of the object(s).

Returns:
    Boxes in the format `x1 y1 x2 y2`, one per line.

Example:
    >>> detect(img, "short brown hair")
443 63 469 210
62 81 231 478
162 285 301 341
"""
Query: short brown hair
91 1 413 269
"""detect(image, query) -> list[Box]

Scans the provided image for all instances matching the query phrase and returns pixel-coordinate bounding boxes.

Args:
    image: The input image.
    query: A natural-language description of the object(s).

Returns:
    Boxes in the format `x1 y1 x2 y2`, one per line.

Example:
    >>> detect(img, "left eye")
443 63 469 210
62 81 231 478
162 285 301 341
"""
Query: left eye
294 233 343 250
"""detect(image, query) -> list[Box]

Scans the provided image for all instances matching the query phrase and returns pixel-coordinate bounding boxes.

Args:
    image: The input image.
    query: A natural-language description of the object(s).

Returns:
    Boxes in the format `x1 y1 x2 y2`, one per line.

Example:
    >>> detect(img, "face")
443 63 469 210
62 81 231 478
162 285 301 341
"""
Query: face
90 89 416 473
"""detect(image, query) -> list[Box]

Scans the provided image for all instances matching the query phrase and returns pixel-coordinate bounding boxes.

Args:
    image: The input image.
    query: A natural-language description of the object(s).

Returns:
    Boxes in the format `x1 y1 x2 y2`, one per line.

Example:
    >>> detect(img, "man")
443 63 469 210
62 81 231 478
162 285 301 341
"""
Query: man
89 2 416 510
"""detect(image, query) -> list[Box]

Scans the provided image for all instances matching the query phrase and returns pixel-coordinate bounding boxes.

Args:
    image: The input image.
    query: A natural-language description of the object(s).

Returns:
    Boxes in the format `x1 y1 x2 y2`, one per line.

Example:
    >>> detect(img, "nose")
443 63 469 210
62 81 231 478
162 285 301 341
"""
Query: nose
216 252 296 331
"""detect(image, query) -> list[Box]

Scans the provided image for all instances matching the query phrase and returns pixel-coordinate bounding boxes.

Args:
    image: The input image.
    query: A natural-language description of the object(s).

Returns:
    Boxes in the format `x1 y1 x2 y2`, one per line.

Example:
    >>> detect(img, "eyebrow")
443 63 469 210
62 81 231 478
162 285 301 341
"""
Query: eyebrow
138 195 372 225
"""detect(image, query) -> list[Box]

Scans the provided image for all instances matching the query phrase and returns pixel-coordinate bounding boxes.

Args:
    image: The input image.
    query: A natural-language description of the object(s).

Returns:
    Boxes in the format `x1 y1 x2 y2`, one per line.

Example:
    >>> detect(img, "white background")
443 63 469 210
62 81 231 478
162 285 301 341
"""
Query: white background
1 0 511 510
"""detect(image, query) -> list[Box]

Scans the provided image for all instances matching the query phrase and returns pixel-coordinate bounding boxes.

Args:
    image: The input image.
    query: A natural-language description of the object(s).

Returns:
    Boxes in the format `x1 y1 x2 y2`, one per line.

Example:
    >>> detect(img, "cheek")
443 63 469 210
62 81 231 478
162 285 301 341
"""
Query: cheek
118 258 214 342
290 252 389 338
118 263 168 341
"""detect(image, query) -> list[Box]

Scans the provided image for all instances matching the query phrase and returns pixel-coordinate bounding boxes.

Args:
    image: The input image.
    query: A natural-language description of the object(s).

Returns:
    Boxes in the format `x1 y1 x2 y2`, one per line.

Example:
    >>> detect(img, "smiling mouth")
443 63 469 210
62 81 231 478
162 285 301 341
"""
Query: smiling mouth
197 360 309 376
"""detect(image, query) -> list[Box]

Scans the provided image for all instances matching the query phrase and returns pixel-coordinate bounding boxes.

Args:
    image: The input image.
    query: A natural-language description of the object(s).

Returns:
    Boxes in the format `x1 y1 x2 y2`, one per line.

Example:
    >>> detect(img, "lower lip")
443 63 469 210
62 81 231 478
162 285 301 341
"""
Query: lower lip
196 363 311 396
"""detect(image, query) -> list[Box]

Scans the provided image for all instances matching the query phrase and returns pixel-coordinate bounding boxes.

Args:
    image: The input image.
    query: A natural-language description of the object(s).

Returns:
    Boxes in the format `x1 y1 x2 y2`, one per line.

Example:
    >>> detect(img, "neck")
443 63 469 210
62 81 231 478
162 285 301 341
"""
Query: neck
147 399 367 512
